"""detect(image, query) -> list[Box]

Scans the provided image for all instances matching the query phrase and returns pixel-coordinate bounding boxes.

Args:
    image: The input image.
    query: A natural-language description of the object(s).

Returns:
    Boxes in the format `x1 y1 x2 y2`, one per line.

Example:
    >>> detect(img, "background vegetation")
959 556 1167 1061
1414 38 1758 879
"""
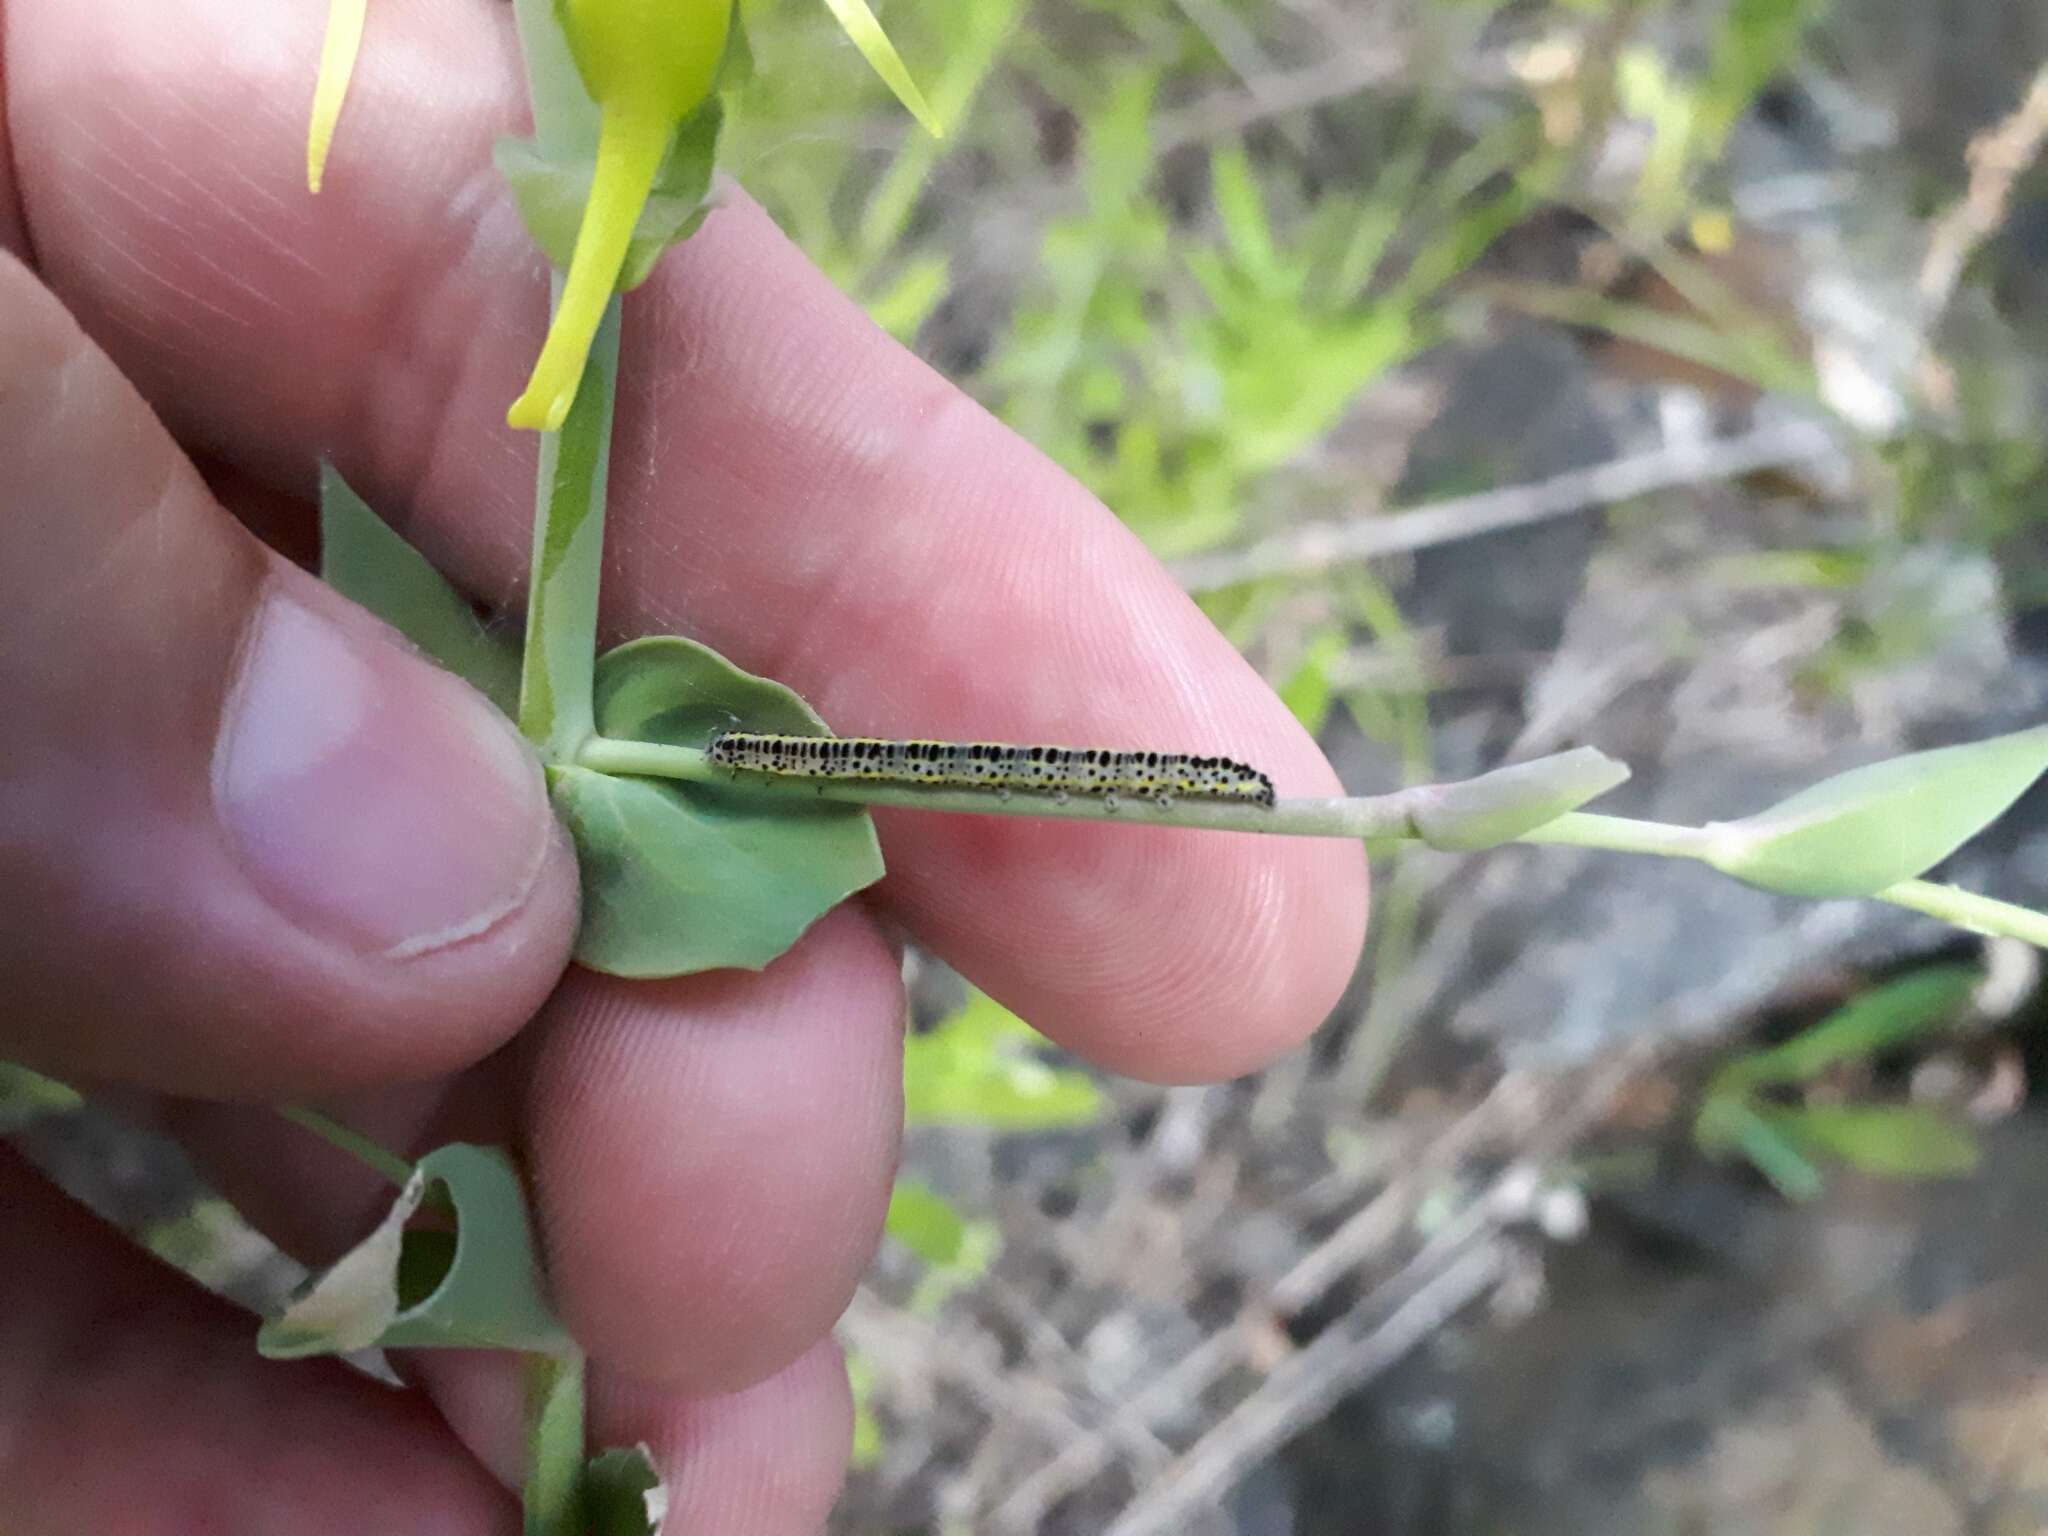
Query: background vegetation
11 0 2048 1530
714 0 2048 1529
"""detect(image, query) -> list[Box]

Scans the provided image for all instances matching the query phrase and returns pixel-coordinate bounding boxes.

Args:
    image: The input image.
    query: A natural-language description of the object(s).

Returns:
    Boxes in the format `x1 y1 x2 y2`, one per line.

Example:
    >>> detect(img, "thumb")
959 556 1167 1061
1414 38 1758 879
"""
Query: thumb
0 253 578 1099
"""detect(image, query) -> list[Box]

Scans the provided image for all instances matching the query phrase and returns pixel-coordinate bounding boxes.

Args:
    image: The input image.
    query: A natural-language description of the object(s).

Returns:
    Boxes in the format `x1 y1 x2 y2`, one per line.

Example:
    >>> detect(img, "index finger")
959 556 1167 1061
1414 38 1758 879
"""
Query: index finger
6 0 1366 1080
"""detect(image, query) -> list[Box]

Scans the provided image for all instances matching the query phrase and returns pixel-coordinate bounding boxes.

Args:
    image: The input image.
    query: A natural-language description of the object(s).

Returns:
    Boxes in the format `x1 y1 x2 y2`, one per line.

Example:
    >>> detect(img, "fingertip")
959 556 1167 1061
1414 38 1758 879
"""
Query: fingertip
524 907 904 1393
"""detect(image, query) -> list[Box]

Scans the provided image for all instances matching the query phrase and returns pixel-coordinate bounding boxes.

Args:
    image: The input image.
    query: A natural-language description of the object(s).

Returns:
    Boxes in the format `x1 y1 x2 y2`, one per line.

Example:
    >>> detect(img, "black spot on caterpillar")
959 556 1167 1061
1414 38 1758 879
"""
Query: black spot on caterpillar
707 733 1277 808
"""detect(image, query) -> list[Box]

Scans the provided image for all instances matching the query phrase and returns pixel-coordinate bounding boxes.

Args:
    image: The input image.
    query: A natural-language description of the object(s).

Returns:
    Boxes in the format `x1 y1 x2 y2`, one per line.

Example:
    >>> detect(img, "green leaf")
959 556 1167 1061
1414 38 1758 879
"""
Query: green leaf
1765 1102 1982 1181
319 465 521 716
586 1445 667 1536
557 636 883 977
903 990 1103 1130
496 99 723 293
258 1143 568 1359
1703 724 2048 897
1410 747 1631 852
1708 964 1979 1094
885 1179 969 1267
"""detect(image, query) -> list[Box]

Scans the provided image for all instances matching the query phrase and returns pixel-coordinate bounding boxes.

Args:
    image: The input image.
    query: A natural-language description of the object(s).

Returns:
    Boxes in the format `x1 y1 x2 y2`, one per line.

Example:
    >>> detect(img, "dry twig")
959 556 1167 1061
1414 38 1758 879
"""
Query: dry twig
1917 59 2048 316
1168 420 1841 593
1101 1238 1512 1536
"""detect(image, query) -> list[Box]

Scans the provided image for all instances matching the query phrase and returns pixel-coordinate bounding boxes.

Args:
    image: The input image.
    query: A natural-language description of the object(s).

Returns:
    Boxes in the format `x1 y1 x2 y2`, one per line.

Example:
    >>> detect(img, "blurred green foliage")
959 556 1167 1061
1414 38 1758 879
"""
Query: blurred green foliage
903 987 1104 1131
1695 964 1983 1200
0 1060 81 1130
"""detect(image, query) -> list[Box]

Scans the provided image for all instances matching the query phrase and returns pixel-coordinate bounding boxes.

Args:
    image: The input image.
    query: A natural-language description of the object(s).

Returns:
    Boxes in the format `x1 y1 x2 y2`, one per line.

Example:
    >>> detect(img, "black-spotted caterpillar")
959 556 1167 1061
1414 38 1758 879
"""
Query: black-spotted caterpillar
707 733 1276 808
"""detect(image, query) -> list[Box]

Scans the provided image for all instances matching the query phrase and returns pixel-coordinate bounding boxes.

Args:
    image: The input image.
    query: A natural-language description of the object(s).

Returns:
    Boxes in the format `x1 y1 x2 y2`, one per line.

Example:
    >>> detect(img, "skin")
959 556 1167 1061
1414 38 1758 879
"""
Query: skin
0 1 1368 1530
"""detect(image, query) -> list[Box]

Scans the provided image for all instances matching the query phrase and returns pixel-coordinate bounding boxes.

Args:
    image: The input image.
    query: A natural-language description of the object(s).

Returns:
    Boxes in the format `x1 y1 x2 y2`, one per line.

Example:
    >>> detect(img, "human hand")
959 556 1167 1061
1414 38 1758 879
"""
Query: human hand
0 1 1366 1529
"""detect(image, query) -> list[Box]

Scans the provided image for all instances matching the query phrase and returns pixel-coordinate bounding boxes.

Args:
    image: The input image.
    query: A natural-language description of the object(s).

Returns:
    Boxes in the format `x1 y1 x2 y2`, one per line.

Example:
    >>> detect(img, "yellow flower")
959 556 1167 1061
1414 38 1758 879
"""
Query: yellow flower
306 0 943 434
506 0 734 431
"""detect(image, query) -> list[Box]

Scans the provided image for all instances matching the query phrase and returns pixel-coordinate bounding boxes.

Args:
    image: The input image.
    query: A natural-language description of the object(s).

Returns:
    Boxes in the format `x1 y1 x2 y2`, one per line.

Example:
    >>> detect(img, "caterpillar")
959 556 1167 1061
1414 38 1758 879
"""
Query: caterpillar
707 732 1277 808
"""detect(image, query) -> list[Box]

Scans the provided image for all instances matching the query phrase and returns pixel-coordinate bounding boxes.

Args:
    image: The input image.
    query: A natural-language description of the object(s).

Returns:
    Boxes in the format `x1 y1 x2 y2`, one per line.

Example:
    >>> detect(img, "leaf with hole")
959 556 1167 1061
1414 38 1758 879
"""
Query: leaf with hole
556 636 883 977
257 1143 567 1359
587 1445 667 1535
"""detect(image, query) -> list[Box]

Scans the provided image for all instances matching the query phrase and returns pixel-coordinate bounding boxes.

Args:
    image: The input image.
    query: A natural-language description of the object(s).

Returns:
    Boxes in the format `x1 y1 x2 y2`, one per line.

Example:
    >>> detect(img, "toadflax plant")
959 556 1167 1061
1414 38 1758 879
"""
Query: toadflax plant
243 1 2048 1529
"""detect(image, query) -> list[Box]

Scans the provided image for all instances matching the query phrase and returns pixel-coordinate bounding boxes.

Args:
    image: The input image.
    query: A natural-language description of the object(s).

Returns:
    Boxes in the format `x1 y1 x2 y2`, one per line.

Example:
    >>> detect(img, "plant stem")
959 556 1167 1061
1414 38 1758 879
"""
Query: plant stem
277 1106 415 1191
511 0 620 763
1877 879 2048 946
1514 811 1718 861
573 738 2048 949
516 294 620 760
508 4 607 1521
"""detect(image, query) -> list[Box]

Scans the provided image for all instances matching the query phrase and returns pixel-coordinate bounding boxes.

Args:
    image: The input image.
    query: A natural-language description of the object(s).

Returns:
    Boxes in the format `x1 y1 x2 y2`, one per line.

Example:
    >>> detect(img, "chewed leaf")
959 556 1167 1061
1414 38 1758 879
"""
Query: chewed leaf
495 99 723 293
588 1444 668 1535
258 1144 568 1359
319 466 522 716
560 635 883 976
1703 724 2048 898
1410 747 1631 851
818 0 943 136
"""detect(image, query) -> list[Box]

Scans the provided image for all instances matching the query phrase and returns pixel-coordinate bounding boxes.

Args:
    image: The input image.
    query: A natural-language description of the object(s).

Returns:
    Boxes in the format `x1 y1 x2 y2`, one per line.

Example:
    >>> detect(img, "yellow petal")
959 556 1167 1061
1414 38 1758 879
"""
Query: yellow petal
816 0 943 137
306 0 370 194
506 103 672 432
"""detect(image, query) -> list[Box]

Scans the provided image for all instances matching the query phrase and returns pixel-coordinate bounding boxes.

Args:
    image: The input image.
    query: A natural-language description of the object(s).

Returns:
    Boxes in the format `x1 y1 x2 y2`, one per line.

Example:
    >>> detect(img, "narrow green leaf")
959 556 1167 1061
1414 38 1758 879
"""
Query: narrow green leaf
319 465 521 716
258 1144 568 1359
496 100 723 293
558 636 883 977
885 1180 969 1267
586 1445 667 1536
1703 724 2048 898
1697 1096 1825 1200
1210 145 1281 291
817 0 943 136
1409 747 1631 852
1765 1102 1982 1180
1709 965 1978 1093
